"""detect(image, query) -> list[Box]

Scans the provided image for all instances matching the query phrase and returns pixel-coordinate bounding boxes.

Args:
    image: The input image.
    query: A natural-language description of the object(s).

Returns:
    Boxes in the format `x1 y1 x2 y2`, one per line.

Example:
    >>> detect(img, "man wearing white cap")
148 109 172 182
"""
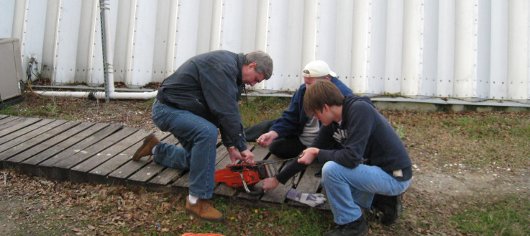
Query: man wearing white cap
251 60 352 158
250 60 352 191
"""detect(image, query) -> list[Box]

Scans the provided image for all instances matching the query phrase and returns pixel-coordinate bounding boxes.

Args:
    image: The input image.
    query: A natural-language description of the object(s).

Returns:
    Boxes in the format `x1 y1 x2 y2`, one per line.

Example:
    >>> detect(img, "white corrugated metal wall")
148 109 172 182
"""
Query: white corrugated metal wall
1 0 529 101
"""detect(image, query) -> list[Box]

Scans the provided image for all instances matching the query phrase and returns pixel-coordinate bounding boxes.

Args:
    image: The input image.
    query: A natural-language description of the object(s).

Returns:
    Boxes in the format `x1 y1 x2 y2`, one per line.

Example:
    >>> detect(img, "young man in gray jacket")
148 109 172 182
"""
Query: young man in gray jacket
132 50 273 221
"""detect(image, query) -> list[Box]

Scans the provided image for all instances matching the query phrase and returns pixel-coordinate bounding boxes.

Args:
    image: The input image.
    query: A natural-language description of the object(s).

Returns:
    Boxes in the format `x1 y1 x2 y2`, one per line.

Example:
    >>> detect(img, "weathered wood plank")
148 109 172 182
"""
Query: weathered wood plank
146 134 187 185
54 127 136 169
23 123 108 166
0 117 41 138
107 132 171 179
39 124 122 167
119 135 179 183
0 119 55 146
8 122 90 163
70 129 146 173
0 114 7 120
89 130 160 177
0 116 19 127
147 166 183 185
293 163 322 193
0 119 67 160
259 154 296 203
2 121 80 162
287 163 323 207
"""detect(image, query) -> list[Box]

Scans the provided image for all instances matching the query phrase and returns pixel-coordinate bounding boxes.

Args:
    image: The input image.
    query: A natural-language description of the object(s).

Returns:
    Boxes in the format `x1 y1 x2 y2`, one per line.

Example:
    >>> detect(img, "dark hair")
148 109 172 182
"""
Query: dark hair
303 80 344 116
244 51 273 80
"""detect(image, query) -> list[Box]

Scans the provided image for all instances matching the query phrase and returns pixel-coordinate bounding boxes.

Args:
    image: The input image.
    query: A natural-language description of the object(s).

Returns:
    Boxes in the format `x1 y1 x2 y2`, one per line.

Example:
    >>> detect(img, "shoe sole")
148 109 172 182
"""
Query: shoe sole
185 208 225 222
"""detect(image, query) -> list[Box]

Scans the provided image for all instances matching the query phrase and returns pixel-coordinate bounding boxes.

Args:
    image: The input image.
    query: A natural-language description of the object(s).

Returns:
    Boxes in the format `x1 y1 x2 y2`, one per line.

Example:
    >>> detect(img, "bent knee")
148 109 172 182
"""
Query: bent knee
199 125 219 142
322 161 342 180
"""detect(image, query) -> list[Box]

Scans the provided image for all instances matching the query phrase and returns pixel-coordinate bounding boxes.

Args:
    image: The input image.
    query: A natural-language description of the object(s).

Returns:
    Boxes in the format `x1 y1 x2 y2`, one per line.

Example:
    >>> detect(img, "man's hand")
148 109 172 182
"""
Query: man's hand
262 177 280 191
297 147 319 165
228 147 255 164
227 146 242 164
256 131 279 147
240 149 255 164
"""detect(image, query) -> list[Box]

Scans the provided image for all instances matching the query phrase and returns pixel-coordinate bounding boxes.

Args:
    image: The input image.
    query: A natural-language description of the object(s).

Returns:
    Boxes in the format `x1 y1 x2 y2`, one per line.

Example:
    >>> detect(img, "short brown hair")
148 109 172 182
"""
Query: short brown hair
303 80 344 116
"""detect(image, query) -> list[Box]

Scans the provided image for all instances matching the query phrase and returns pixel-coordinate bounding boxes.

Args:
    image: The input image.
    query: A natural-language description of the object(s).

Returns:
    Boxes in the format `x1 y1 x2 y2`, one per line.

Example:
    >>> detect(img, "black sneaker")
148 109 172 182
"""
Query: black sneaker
371 194 403 225
324 215 368 236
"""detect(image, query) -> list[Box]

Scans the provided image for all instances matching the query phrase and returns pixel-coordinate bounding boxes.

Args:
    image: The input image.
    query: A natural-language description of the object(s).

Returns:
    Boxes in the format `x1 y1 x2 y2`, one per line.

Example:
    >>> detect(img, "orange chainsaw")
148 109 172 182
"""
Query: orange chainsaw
214 160 279 194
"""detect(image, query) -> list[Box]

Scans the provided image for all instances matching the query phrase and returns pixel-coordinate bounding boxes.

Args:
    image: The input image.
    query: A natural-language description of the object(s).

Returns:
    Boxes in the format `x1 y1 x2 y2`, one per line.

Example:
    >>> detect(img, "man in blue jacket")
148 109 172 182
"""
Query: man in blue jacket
253 60 352 190
250 60 353 159
132 50 273 221
298 80 412 235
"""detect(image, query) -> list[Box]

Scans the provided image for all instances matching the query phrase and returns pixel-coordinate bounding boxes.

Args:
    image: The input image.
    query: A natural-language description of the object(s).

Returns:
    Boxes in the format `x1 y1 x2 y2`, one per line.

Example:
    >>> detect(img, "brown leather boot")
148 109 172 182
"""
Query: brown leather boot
185 198 224 222
132 134 159 161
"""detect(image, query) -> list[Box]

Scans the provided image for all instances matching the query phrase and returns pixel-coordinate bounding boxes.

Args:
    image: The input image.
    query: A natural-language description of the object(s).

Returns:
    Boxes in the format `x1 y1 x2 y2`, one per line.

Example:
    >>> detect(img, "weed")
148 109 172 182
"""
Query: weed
240 96 290 127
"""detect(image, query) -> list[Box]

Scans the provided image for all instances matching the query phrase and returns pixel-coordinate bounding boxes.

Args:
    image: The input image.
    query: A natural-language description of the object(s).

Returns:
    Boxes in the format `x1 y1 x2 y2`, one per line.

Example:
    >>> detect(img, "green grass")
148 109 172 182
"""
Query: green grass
239 96 291 127
451 195 530 236
441 113 530 140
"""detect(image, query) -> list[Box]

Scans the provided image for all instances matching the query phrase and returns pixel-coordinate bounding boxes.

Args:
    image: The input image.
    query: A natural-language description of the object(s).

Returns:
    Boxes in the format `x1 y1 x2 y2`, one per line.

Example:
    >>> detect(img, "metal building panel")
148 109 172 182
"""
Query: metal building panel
436 0 455 97
52 0 83 84
367 0 387 95
384 0 404 94
315 0 337 68
508 0 529 100
350 0 370 94
421 0 439 97
152 0 174 82
401 0 423 96
2 0 529 102
16 0 48 81
113 0 135 84
454 0 478 98
265 0 305 91
75 0 99 85
128 0 158 86
334 0 354 84
41 0 59 81
489 0 508 99
197 0 214 54
476 0 492 99
240 0 260 52
0 0 15 38
173 0 201 71
219 0 243 51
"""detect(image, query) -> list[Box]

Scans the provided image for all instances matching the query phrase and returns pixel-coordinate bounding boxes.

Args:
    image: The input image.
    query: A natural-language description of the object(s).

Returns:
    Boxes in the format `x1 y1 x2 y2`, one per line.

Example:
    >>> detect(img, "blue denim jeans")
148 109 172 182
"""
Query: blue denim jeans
321 162 411 225
151 100 218 199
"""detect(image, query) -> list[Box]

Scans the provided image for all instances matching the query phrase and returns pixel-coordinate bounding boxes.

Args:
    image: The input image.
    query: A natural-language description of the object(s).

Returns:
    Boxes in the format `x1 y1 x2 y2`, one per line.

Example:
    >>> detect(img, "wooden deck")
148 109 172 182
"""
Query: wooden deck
0 115 328 209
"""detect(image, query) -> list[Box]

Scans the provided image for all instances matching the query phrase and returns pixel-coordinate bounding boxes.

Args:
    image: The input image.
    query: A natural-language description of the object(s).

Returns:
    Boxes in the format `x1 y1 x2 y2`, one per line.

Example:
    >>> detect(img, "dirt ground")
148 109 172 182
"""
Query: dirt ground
1 94 529 235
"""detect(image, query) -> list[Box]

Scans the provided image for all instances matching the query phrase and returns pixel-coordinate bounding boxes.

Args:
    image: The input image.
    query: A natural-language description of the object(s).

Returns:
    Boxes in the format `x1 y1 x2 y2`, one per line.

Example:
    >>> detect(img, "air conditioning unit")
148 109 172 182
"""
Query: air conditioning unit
0 38 23 102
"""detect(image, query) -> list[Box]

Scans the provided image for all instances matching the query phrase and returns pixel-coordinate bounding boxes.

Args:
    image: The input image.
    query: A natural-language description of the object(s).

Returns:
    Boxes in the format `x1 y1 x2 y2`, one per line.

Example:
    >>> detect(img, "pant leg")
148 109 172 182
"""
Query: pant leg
321 162 411 225
151 101 218 199
269 136 306 159
244 119 275 142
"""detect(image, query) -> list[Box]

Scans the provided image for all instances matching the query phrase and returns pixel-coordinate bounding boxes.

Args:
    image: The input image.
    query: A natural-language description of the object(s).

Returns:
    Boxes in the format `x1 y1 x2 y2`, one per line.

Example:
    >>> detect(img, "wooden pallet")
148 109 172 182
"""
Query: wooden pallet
0 116 326 209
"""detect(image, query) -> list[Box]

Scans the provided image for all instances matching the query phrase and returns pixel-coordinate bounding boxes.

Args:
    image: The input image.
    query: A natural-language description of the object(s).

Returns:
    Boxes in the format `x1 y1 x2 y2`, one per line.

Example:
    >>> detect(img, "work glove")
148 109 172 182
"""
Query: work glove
286 188 326 207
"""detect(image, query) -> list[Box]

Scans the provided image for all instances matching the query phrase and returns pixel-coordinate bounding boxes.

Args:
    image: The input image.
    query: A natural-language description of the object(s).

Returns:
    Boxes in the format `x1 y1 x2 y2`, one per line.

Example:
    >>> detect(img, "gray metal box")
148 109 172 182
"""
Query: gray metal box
0 38 23 101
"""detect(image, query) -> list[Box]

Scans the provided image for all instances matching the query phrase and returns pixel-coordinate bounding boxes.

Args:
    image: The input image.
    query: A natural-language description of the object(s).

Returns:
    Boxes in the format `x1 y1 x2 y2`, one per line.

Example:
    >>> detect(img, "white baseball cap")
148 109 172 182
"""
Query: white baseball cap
302 60 337 78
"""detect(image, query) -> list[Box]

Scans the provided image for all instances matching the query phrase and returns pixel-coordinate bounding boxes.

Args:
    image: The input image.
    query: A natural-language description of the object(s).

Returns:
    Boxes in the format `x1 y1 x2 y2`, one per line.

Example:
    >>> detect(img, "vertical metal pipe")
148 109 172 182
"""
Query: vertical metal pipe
99 0 115 102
